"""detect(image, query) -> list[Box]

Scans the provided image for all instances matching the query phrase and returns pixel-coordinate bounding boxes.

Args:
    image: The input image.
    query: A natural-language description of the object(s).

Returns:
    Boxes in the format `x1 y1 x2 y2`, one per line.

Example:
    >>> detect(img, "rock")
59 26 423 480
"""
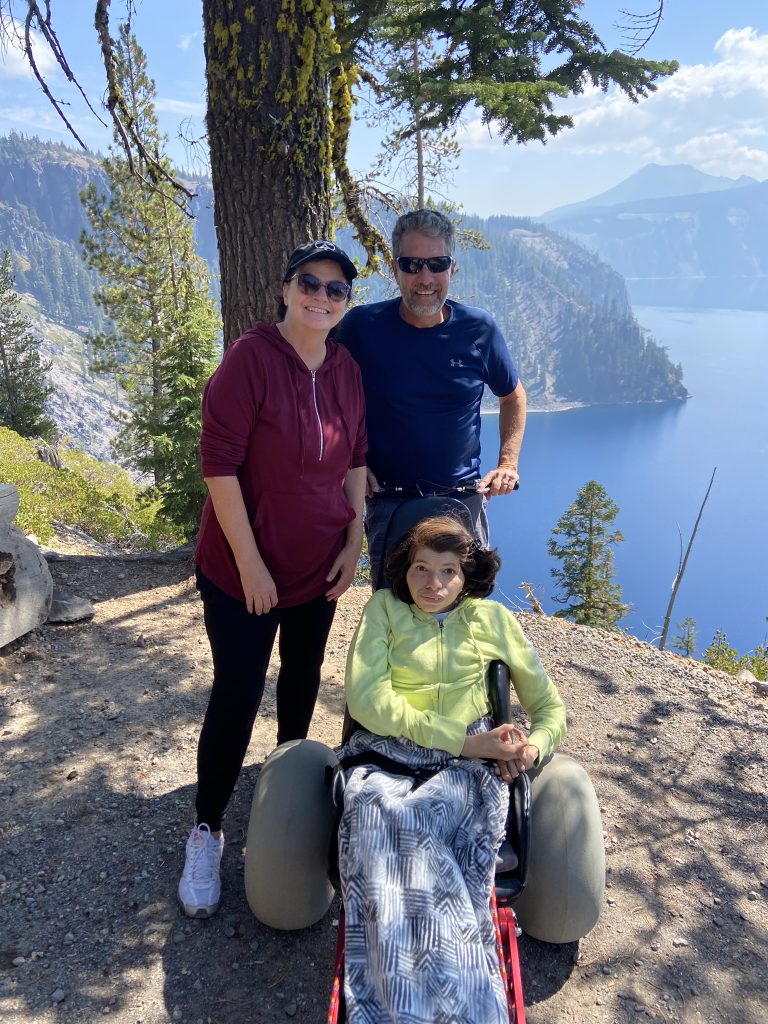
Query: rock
51 988 66 1003
0 484 53 647
47 589 95 624
737 668 758 684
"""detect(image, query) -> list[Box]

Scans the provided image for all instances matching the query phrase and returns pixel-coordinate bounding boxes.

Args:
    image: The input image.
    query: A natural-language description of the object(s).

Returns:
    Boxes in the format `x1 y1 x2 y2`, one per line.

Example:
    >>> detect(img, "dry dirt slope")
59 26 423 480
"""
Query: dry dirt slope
0 552 766 1024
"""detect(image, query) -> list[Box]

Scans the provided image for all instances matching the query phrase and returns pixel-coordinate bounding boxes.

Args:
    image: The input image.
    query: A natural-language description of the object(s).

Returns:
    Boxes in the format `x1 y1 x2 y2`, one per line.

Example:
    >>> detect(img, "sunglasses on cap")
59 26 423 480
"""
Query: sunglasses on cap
288 272 352 302
395 255 454 274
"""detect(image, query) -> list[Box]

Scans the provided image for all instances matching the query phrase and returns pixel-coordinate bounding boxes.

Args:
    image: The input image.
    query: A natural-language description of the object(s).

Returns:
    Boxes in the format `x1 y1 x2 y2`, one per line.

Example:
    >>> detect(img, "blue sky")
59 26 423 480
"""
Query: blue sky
1 1 767 216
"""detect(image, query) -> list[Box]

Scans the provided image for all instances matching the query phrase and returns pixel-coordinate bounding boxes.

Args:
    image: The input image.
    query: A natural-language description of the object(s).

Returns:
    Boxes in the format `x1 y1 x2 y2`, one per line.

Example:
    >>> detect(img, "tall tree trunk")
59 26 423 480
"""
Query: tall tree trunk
203 0 333 344
412 42 425 208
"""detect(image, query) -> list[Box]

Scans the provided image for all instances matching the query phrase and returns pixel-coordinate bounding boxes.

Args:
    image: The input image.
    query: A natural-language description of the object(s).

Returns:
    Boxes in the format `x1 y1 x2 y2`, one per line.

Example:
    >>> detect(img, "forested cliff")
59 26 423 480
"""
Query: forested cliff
1 133 686 423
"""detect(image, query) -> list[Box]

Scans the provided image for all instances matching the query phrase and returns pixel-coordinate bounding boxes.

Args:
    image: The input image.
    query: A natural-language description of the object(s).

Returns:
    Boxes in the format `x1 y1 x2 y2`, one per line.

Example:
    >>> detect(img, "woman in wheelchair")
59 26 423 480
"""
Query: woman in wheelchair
338 514 566 1023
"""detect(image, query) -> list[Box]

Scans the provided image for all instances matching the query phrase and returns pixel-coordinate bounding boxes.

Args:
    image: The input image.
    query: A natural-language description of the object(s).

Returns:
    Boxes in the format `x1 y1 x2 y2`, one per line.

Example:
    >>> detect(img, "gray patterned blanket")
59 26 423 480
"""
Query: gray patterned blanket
338 721 510 1024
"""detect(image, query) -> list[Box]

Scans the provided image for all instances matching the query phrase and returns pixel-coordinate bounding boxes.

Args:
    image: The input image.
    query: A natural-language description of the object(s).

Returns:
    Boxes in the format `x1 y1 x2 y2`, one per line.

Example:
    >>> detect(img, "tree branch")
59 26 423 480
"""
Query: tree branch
658 466 716 651
0 1 195 207
19 0 106 147
94 0 194 208
617 2 665 55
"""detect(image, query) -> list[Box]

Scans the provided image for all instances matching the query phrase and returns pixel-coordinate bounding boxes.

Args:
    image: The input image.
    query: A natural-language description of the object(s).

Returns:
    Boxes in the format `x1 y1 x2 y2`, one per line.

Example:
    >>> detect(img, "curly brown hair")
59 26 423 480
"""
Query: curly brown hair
386 515 501 604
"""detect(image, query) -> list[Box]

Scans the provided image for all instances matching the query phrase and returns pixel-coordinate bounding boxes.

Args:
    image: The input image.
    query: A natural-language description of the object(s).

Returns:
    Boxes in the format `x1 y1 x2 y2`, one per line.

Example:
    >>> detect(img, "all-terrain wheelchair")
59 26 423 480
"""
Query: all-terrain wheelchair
243 496 605 1022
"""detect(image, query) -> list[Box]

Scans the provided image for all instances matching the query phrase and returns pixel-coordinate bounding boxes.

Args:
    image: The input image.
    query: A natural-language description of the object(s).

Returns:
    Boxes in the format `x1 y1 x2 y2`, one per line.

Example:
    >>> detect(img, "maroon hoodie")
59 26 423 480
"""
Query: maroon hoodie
195 323 367 607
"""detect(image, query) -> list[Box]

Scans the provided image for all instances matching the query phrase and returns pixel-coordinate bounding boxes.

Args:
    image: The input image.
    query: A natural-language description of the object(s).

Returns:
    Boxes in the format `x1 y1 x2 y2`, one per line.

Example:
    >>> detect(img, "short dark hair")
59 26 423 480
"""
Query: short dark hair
392 209 456 260
386 514 501 604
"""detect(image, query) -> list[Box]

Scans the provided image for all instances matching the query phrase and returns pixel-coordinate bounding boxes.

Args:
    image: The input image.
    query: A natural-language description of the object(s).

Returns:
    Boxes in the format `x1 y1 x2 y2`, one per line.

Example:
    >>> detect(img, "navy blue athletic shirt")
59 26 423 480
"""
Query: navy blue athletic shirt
336 298 519 489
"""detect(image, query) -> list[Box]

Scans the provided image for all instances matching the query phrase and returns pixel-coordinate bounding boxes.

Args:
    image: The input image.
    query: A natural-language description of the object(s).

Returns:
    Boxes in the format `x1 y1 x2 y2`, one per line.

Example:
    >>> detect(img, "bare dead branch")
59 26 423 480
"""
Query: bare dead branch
520 581 546 616
658 467 717 651
0 1 195 208
94 0 195 210
616 2 665 55
18 2 97 149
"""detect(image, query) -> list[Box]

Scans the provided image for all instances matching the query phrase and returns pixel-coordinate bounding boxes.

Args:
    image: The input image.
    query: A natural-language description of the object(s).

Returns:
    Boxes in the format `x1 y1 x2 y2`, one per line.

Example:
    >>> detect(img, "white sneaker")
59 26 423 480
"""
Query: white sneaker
178 823 224 918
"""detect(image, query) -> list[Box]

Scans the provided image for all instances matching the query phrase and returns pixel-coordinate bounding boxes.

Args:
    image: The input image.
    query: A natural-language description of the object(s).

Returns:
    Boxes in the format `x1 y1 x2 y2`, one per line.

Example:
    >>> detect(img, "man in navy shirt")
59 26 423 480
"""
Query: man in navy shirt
337 209 527 586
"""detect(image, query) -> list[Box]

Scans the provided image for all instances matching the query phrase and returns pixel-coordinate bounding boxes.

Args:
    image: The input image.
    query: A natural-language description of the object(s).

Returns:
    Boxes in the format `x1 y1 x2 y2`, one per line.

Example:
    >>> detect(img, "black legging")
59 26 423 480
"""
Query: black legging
194 569 337 830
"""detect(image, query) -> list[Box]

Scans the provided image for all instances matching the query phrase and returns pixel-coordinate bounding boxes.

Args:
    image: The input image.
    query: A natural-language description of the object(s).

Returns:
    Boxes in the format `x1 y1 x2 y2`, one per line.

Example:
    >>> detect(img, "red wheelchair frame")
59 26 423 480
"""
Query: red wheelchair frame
326 660 532 1024
327 890 527 1024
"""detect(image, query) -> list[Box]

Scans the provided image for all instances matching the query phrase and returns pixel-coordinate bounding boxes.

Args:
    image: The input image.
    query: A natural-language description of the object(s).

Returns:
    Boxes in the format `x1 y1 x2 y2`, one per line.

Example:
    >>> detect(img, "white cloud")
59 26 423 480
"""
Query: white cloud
178 32 201 52
457 119 499 151
0 19 58 79
455 27 768 182
0 104 66 132
155 97 206 117
673 132 768 178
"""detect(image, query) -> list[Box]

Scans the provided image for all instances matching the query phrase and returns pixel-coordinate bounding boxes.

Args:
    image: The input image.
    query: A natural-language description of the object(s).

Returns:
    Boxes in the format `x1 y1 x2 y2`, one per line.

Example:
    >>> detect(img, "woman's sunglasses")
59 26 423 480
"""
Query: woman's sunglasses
395 255 454 274
289 272 351 302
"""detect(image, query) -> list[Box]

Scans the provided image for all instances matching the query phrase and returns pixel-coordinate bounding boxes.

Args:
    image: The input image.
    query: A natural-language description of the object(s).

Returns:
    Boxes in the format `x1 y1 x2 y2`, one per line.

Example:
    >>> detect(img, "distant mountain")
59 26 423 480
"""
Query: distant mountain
0 133 687 456
543 163 758 221
0 133 218 328
541 168 768 309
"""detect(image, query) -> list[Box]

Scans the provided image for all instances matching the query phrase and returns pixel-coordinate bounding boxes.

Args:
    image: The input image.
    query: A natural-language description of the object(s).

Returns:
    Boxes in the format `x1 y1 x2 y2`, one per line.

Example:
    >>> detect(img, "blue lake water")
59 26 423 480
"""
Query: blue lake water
482 307 768 656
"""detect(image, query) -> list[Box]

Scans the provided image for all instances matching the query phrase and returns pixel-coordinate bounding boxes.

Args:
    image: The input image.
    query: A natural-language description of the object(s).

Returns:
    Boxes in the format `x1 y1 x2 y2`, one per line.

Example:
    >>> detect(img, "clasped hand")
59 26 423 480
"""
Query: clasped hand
461 724 538 783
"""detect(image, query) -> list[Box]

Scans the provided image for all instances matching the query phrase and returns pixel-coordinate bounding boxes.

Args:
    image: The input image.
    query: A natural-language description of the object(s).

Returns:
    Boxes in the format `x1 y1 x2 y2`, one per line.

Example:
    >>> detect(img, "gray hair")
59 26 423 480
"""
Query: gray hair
391 209 456 259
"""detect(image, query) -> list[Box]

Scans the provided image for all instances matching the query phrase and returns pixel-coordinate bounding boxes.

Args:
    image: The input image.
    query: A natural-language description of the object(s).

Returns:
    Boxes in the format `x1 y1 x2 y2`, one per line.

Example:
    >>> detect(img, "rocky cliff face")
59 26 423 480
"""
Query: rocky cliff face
19 297 128 463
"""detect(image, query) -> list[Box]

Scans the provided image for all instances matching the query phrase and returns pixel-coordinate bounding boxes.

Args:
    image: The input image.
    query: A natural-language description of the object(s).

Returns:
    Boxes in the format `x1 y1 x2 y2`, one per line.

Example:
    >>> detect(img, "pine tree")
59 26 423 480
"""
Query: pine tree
80 27 218 534
548 480 628 628
702 630 741 675
671 617 697 657
0 250 56 441
360 9 462 209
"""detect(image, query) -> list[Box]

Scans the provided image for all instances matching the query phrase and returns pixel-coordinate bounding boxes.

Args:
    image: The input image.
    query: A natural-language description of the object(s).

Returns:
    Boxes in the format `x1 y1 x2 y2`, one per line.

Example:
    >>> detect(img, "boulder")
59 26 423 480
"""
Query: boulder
0 484 53 648
48 589 95 624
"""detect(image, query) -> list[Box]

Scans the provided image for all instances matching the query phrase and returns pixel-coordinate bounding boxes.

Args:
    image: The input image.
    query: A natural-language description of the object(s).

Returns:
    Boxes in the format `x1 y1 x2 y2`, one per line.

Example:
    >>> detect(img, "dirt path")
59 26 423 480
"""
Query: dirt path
1 553 766 1024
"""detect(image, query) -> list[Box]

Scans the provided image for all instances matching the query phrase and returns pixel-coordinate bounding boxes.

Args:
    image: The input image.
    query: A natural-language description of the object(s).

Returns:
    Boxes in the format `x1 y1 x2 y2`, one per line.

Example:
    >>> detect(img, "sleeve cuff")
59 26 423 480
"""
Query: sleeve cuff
527 728 551 765
430 717 467 756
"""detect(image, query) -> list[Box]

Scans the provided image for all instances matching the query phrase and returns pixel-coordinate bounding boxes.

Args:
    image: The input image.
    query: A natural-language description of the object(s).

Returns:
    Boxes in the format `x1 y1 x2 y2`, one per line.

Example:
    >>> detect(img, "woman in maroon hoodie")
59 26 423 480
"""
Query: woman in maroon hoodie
178 241 367 918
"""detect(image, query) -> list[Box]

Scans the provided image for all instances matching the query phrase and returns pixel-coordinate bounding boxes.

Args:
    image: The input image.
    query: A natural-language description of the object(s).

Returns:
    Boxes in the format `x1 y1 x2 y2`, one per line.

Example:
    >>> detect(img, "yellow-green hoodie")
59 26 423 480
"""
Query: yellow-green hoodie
345 589 566 759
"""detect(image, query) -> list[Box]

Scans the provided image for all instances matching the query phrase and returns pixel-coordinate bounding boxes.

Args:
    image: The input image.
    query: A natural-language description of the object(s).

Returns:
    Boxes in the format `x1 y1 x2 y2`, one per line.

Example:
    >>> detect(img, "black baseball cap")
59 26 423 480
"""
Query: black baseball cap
284 240 358 282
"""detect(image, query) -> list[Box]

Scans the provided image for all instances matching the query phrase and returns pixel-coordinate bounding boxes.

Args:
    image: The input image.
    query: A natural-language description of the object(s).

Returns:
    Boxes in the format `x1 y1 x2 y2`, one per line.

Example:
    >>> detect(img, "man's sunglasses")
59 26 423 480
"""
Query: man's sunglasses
395 255 454 275
289 272 351 302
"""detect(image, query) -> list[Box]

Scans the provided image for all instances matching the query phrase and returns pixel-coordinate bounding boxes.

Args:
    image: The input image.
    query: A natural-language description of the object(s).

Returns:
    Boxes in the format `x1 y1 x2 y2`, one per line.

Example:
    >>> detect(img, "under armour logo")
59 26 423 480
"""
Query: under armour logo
450 359 464 368
313 240 336 251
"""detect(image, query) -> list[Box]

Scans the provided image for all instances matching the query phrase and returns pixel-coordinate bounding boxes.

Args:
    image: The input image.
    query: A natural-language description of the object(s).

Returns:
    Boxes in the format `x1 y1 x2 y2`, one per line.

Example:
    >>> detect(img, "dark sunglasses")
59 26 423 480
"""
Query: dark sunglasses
396 255 454 274
289 272 351 302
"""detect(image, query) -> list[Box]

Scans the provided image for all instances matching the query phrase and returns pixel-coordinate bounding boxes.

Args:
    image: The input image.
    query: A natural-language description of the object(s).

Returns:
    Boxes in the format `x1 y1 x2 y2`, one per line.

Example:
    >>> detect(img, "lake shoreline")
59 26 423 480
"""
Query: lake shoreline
482 305 768 658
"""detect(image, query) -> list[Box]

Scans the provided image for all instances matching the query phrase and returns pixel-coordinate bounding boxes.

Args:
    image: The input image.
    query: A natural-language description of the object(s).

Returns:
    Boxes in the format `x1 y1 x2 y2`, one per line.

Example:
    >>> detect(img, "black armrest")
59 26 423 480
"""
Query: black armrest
487 659 512 725
487 659 532 901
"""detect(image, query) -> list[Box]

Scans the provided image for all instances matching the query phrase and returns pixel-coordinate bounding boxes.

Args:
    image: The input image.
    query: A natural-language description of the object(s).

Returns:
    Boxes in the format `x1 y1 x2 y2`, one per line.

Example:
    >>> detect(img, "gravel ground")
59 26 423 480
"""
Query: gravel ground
0 551 766 1024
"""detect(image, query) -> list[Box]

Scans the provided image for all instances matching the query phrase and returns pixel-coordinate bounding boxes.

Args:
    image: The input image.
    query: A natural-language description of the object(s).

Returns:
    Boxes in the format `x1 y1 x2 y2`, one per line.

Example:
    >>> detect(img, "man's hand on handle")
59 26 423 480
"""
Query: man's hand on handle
477 465 520 499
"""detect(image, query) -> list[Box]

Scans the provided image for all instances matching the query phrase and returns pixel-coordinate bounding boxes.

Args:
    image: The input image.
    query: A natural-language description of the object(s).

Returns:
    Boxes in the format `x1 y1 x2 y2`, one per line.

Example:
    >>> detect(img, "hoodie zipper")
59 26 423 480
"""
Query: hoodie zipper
437 619 444 709
310 370 324 461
